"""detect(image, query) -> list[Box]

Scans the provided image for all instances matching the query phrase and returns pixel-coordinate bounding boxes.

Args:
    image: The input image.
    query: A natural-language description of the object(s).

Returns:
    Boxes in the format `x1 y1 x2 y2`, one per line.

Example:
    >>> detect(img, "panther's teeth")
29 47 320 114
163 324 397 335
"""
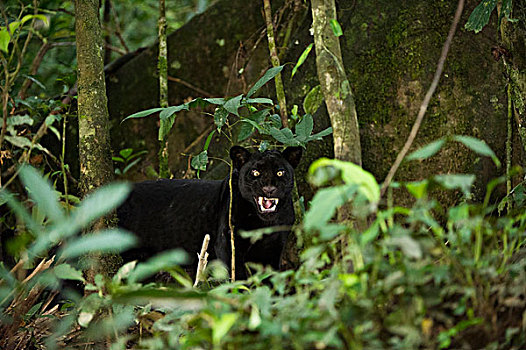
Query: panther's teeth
256 196 279 213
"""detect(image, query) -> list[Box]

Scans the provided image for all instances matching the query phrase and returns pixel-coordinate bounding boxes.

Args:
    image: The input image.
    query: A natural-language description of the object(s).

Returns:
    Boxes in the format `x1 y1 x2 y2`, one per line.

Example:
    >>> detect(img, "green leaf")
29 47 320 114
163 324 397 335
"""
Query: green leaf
308 127 332 141
295 114 314 142
304 185 356 231
453 135 500 167
0 190 41 234
121 108 164 123
247 66 284 97
21 14 49 26
59 229 137 259
405 180 429 199
223 94 243 117
214 106 229 131
212 313 238 345
291 43 313 78
0 29 9 53
119 148 133 159
434 174 475 196
238 122 254 142
158 113 176 141
54 263 85 283
464 0 498 33
329 19 343 37
8 115 33 127
19 165 64 223
309 158 380 204
269 127 299 146
245 98 274 105
191 150 208 171
303 85 323 115
204 129 216 151
406 139 445 161
387 235 422 259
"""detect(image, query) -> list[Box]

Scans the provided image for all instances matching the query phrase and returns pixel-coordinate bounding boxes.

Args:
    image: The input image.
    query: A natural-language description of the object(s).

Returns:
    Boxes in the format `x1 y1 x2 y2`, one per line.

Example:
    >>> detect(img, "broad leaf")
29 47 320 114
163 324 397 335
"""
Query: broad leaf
54 263 85 283
223 94 243 117
245 98 274 105
295 114 314 142
453 135 500 167
406 139 445 161
238 122 254 142
0 190 41 234
304 184 357 231
303 85 323 115
158 113 176 141
128 249 188 283
19 165 64 223
464 0 498 33
309 127 332 141
59 229 137 259
0 29 10 53
309 158 380 204
291 43 313 78
247 66 284 97
212 313 239 345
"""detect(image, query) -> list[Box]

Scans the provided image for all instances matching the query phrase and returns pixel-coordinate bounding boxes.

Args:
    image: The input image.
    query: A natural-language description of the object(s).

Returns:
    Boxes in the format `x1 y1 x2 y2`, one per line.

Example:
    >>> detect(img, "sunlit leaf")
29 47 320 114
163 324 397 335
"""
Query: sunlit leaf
291 43 313 78
213 313 238 345
304 184 356 231
329 19 343 37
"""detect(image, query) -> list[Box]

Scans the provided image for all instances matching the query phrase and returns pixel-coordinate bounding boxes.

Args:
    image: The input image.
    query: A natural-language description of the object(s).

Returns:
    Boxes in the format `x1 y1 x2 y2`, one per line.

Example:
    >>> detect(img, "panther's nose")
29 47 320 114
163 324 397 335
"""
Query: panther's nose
262 186 277 197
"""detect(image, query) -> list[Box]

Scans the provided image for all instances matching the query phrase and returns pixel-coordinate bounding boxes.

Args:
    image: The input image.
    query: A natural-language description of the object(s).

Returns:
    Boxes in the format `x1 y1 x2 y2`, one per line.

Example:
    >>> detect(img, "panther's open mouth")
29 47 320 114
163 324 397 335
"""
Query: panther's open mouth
255 196 279 213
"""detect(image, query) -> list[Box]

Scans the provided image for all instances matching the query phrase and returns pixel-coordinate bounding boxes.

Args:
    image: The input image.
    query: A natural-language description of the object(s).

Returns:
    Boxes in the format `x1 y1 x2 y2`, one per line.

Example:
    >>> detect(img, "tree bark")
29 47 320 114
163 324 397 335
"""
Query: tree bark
75 0 114 199
158 0 170 178
311 0 361 166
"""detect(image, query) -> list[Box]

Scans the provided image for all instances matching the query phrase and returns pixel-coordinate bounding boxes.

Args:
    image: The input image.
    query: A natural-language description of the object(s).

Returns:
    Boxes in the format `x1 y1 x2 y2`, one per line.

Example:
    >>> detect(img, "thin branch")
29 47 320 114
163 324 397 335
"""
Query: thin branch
229 164 236 281
167 75 212 97
379 0 465 198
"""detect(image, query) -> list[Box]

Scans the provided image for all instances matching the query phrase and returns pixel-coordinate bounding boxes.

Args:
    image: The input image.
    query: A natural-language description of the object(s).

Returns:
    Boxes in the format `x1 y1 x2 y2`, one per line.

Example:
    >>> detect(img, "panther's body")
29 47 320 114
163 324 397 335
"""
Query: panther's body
117 146 302 279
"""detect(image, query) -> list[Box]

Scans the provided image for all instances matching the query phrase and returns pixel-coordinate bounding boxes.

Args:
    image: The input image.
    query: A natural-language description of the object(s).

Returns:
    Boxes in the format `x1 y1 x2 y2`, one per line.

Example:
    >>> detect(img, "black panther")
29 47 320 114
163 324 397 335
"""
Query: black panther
117 146 302 279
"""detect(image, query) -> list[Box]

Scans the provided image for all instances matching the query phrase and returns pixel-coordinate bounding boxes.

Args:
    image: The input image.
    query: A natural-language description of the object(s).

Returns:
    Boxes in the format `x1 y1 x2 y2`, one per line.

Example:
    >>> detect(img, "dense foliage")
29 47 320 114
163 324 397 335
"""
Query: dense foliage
1 0 525 349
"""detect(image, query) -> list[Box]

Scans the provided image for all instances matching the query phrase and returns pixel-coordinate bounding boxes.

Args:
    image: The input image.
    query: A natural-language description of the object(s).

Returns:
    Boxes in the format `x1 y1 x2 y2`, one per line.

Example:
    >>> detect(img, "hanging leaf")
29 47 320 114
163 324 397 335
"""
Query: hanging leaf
329 19 343 37
238 123 254 142
303 85 323 115
158 113 176 141
204 129 216 151
304 184 357 231
453 135 500 167
247 66 284 97
291 43 313 78
214 106 229 131
464 0 498 33
406 139 446 161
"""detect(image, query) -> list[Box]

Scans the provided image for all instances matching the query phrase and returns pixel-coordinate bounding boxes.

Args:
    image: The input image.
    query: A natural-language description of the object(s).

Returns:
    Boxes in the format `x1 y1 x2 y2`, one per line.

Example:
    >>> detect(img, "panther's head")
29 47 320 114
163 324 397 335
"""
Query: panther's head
230 146 303 219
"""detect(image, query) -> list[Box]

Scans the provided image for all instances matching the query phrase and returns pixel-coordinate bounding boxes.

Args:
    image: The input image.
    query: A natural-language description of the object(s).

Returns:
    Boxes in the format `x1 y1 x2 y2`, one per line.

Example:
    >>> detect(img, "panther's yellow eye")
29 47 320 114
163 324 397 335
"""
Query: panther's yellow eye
252 169 260 177
276 170 285 177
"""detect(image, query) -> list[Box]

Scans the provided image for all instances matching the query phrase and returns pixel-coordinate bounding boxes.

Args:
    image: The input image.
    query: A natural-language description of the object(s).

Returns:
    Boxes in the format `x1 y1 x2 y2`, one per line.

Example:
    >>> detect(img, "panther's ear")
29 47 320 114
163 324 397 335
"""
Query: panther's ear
282 147 303 169
230 146 252 170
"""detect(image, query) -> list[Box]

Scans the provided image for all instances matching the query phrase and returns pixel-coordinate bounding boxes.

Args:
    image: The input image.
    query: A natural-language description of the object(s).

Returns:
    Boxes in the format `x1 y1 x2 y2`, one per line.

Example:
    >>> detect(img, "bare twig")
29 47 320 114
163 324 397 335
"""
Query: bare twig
379 0 465 198
167 75 212 97
194 234 210 287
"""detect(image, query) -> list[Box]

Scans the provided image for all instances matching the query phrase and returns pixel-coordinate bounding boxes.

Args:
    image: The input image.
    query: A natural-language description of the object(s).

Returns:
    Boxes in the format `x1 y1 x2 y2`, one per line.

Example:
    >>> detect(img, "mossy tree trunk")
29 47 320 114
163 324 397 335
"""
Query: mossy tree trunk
75 0 114 199
500 2 526 157
311 0 361 166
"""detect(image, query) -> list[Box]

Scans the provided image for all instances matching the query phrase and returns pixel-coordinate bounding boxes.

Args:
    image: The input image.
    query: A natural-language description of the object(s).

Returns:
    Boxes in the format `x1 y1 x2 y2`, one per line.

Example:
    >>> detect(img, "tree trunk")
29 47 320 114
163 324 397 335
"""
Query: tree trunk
75 0 114 198
311 0 361 166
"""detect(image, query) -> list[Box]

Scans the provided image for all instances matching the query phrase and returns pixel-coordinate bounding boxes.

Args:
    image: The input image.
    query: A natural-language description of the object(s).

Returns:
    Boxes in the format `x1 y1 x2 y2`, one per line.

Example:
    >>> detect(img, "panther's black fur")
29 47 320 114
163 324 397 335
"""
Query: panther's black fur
117 146 302 279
